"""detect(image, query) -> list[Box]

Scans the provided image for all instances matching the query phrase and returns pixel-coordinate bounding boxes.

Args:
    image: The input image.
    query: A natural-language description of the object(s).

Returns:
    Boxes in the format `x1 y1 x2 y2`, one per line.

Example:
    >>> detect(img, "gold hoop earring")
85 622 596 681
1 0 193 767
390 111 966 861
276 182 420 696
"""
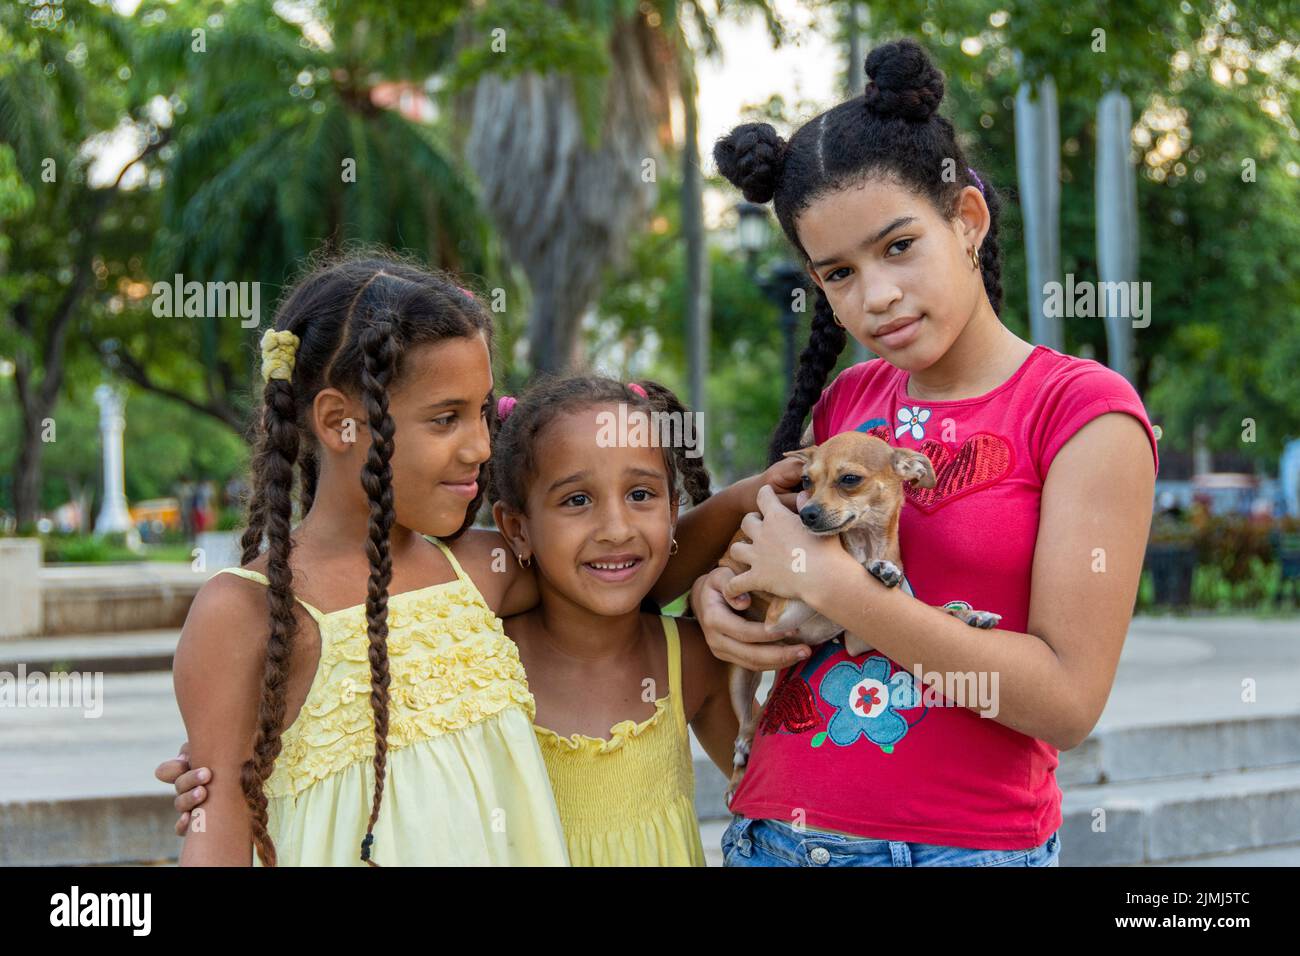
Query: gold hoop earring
516 552 532 569
969 247 980 270
832 313 844 329
669 538 679 555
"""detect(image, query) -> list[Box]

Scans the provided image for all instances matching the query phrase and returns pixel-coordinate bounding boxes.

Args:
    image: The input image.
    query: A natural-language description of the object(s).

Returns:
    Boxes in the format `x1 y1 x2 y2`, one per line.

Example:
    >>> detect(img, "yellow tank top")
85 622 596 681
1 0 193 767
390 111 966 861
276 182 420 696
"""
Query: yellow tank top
215 537 569 866
532 616 706 866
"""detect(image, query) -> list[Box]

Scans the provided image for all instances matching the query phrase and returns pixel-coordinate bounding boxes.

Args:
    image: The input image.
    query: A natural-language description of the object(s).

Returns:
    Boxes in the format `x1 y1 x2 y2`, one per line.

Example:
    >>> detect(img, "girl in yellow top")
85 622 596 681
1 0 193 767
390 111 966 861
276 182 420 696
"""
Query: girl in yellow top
172 254 572 866
487 376 743 866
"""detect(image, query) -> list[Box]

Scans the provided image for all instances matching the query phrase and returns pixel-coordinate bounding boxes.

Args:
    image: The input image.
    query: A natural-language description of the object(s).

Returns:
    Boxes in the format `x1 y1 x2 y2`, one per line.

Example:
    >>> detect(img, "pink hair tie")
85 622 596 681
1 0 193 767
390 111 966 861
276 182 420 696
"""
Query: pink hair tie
497 395 518 421
455 284 475 301
627 382 648 398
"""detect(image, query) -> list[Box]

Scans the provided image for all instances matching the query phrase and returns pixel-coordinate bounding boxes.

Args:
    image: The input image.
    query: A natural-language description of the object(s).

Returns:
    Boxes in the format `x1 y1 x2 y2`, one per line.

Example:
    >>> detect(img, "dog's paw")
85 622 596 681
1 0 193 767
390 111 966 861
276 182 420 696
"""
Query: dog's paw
966 610 1002 629
732 736 751 768
867 559 903 588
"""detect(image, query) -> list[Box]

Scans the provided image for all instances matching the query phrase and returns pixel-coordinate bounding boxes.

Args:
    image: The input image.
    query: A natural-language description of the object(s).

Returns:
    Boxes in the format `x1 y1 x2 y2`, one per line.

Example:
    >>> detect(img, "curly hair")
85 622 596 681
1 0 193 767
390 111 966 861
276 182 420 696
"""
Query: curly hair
713 38 1005 464
237 252 494 866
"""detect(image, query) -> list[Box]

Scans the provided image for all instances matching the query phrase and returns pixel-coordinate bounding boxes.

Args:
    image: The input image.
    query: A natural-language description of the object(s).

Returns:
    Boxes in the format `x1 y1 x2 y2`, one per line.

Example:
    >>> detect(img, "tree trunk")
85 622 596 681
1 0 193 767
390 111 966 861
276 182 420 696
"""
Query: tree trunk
1015 73 1063 351
463 10 672 374
680 56 709 449
1096 88 1137 381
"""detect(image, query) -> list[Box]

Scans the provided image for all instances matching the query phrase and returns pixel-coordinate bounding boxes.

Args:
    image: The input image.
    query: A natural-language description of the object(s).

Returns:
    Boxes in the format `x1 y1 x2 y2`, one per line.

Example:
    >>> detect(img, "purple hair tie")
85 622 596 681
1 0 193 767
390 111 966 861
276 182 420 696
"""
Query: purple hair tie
627 382 647 398
967 167 985 195
497 395 517 421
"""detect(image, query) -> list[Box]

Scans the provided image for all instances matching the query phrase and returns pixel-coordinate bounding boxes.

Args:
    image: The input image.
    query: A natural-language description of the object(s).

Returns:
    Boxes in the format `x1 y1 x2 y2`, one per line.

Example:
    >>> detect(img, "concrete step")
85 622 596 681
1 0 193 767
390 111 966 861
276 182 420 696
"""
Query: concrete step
1060 762 1300 866
1 794 179 866
1144 840 1300 866
1058 712 1300 787
0 630 179 675
37 563 209 636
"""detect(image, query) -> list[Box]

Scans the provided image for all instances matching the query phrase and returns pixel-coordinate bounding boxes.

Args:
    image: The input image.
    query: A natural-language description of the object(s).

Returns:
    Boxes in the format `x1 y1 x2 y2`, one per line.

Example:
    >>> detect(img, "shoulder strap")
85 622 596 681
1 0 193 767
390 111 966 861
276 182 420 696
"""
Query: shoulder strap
212 567 326 623
430 537 470 585
660 615 687 731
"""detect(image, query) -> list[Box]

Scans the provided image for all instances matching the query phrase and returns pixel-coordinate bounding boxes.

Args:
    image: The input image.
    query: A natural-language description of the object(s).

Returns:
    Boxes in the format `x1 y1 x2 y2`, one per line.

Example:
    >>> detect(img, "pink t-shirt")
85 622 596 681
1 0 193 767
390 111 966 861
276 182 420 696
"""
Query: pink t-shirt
728 344 1160 849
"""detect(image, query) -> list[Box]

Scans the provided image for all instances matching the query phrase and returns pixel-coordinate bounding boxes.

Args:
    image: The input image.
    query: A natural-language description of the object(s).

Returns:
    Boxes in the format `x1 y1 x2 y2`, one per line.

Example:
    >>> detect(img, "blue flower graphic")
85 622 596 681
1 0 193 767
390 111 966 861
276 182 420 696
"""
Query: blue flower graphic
817 656 925 750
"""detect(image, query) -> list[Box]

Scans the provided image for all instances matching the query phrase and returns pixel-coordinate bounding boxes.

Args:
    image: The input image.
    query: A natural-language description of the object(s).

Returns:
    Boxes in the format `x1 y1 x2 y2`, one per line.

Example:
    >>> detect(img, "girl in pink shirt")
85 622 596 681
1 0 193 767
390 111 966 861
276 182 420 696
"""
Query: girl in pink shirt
692 38 1158 866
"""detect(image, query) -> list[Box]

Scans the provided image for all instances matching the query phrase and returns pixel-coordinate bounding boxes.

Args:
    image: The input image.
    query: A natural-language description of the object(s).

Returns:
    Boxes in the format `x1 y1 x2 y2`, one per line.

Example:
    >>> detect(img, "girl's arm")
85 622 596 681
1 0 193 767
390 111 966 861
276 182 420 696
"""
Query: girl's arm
676 618 743 776
720 413 1156 752
173 574 270 865
650 457 803 607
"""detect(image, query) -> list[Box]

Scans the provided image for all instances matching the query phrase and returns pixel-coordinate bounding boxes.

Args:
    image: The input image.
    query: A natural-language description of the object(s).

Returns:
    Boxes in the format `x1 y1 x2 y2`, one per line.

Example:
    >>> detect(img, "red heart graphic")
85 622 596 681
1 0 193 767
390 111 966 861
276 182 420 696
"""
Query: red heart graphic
866 425 1013 513
759 671 821 736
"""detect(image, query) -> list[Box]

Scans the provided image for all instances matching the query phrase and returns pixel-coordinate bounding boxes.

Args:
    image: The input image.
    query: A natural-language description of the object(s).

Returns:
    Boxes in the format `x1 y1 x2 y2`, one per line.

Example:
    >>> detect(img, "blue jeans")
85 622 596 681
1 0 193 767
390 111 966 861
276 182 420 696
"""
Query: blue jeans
721 815 1061 867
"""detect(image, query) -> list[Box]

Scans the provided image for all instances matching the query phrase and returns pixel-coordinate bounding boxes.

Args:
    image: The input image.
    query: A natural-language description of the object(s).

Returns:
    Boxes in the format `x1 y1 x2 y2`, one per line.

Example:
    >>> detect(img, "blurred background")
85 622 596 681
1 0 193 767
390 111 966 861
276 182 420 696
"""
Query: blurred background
1 0 1298 867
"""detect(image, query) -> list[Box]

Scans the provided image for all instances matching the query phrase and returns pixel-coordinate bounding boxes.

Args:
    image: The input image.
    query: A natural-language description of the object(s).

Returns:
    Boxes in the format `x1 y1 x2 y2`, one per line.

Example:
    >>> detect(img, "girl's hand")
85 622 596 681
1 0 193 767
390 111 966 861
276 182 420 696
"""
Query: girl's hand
154 740 212 837
751 456 804 513
690 565 810 671
724 484 846 602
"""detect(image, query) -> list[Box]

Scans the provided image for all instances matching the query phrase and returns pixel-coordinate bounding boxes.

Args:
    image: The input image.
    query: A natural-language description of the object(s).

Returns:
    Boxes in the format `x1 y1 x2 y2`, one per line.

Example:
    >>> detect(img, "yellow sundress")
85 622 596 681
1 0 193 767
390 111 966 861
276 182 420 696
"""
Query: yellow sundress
214 537 569 866
533 615 707 866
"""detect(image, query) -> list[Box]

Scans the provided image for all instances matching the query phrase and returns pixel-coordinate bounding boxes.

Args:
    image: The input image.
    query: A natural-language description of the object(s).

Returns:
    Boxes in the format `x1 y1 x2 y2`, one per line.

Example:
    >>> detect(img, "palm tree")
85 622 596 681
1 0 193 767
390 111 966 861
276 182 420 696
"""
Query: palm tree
0 0 153 528
113 0 498 431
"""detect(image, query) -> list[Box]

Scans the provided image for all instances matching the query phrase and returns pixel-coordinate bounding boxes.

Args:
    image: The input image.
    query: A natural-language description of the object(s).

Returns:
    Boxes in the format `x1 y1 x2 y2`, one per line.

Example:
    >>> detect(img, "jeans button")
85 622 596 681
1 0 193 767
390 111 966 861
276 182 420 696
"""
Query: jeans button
809 846 830 865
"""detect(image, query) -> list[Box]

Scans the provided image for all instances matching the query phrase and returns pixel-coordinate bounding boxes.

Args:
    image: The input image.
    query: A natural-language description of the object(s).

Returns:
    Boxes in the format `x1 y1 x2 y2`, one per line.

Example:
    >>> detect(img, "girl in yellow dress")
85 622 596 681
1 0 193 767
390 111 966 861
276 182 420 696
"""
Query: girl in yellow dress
487 376 742 866
173 254 570 866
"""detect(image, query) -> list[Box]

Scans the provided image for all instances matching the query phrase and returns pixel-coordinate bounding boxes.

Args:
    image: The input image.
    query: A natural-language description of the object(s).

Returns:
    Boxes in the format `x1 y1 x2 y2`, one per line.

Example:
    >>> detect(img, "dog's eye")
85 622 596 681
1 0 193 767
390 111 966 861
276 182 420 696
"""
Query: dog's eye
839 474 862 487
800 475 812 490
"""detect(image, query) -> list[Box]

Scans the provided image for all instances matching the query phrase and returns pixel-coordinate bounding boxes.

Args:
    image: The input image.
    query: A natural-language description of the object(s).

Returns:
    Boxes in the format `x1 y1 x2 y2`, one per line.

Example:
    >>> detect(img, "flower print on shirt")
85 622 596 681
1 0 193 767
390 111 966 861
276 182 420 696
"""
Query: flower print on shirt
811 656 927 754
895 405 931 440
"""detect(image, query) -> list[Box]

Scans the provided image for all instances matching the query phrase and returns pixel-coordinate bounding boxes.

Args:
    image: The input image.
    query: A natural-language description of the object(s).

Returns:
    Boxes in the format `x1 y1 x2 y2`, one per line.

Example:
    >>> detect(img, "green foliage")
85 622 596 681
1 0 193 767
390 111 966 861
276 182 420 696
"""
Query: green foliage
0 388 248 512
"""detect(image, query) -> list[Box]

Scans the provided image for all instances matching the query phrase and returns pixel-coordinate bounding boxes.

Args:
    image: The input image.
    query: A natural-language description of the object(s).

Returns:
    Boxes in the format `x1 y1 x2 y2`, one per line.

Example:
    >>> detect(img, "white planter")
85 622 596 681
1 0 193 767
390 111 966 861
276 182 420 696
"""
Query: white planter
0 538 43 638
194 531 242 573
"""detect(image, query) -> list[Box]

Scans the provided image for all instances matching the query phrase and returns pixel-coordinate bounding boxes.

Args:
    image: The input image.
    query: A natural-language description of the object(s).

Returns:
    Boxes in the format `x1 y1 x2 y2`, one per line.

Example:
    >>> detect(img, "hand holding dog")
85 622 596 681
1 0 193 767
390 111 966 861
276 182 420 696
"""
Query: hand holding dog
723 484 848 604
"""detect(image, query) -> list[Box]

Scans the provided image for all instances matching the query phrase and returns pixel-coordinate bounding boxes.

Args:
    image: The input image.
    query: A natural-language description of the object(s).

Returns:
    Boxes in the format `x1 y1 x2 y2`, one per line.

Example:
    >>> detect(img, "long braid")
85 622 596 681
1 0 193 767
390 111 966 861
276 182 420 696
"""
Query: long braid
766 289 846 463
239 419 268 564
357 320 397 866
238 378 300 867
971 166 1005 316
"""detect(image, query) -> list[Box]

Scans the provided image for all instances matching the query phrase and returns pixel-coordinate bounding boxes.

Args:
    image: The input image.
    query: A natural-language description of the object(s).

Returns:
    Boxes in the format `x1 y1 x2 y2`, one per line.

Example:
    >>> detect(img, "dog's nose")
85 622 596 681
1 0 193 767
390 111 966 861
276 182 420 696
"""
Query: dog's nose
800 505 822 527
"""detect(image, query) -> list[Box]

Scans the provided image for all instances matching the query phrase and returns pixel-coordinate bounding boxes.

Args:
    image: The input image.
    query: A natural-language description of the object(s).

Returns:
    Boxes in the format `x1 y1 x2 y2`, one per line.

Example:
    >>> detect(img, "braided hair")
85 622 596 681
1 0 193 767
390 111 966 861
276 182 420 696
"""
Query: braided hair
713 38 1005 464
238 252 494 866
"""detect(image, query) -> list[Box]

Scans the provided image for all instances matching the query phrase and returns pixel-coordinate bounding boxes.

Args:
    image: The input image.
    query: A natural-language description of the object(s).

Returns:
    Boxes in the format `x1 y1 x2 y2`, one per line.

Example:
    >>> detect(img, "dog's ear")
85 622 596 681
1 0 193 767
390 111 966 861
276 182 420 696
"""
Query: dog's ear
783 448 812 464
892 449 936 488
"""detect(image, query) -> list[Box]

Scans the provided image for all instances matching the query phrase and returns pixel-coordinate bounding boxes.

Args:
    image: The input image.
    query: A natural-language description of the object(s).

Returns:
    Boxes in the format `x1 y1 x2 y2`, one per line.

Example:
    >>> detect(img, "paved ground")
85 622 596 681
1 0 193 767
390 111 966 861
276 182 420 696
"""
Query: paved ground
2 614 1297 864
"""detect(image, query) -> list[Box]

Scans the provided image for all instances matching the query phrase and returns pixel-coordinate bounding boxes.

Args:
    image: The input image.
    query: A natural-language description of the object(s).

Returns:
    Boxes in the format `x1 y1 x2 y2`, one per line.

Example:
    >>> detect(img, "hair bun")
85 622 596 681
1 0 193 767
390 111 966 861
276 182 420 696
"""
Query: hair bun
713 122 787 204
864 39 945 122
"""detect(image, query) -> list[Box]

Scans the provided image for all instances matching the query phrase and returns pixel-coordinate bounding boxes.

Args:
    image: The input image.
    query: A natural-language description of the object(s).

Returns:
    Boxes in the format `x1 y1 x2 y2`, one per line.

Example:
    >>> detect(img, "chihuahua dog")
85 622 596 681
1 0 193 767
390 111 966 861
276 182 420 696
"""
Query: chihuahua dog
717 430 1001 801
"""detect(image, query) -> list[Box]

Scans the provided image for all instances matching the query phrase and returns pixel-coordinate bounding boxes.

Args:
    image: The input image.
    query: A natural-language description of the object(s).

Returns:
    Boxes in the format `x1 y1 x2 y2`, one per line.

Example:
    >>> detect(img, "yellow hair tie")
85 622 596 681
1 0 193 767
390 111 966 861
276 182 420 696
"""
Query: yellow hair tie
260 329 300 383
